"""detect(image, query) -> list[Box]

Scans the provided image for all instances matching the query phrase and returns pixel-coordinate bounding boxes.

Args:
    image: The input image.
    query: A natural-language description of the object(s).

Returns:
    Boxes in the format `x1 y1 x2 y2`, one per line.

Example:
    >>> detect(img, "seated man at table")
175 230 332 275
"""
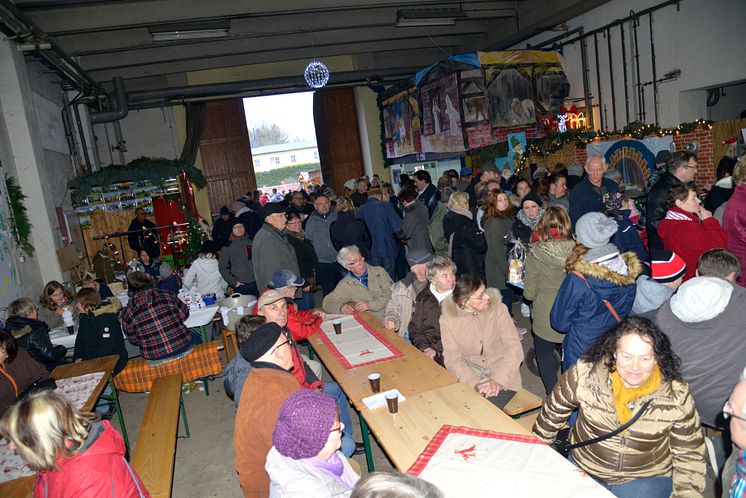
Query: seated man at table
120 271 197 366
383 249 432 338
323 245 393 323
256 290 359 457
234 322 300 497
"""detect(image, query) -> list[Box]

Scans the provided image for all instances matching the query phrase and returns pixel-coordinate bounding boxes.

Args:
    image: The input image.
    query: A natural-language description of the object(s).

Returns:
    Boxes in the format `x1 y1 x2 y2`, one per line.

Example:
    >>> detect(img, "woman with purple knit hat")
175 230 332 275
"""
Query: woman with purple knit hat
266 390 360 497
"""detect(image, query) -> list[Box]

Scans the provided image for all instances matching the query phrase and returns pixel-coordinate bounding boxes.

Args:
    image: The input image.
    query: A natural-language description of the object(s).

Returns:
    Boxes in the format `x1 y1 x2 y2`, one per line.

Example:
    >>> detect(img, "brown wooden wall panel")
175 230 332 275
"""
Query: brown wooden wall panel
313 88 364 194
199 99 256 214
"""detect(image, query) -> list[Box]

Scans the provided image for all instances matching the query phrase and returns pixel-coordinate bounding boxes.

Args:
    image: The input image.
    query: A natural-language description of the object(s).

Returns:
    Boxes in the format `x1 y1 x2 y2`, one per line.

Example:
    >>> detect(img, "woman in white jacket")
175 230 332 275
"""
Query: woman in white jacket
182 240 228 299
266 390 359 498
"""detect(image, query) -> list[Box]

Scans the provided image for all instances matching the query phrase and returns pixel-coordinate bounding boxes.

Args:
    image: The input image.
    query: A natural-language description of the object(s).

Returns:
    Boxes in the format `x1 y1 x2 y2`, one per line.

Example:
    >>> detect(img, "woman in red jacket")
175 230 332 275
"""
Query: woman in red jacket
658 182 728 281
0 390 148 498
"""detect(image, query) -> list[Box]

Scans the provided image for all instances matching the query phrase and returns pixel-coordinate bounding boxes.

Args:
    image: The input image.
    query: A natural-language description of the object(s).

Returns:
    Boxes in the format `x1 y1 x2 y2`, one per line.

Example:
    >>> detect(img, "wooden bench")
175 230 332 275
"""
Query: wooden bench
503 388 544 418
222 328 238 363
131 373 189 498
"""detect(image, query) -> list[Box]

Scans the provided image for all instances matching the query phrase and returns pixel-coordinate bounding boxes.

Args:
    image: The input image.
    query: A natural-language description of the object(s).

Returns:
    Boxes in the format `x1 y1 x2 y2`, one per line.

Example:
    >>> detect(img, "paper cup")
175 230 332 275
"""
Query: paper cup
332 319 342 334
385 392 399 414
368 373 381 393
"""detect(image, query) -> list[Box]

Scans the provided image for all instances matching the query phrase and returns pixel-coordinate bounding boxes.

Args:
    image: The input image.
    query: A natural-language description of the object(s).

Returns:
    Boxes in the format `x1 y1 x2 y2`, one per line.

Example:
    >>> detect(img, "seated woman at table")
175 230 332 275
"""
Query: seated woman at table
38 280 78 330
532 316 705 498
182 239 228 299
0 329 49 418
439 275 523 409
351 472 444 498
74 288 127 375
120 271 196 367
4 298 67 371
383 248 432 338
408 255 457 366
266 390 359 497
0 390 148 497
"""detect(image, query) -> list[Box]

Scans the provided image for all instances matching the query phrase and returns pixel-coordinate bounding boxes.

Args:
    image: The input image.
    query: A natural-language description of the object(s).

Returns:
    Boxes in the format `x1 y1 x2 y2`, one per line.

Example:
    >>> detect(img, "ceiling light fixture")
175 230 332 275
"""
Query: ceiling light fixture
303 14 329 89
395 7 467 27
149 21 229 42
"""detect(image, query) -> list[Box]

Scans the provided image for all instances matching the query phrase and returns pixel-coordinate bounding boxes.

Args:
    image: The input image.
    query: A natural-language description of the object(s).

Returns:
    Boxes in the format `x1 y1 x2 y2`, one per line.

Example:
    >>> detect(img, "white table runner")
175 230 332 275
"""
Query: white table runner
318 314 403 369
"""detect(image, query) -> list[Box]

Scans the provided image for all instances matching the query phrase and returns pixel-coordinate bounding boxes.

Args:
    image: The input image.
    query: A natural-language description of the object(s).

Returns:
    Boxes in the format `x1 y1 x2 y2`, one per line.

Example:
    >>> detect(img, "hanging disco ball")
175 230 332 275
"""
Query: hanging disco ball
304 60 330 89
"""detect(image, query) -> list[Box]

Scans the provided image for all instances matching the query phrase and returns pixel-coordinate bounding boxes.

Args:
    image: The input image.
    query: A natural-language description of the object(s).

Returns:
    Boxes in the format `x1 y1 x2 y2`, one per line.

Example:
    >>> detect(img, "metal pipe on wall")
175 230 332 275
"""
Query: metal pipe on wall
631 12 645 122
649 12 660 126
593 33 604 131
606 28 617 131
620 21 630 126
71 100 93 174
578 28 594 130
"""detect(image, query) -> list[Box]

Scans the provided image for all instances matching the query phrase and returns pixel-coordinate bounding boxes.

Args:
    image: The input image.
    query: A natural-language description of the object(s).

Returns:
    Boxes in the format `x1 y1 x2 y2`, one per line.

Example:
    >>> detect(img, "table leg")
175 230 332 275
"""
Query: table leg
102 378 129 454
358 413 375 472
179 392 191 438
192 325 209 344
202 377 209 396
306 341 315 361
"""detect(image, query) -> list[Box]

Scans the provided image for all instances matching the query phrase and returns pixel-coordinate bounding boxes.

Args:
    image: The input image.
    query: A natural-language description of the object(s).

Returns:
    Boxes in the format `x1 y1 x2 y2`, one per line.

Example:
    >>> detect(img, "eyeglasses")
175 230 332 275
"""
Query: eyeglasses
330 423 343 433
467 293 489 302
271 339 291 355
723 401 746 422
347 258 364 266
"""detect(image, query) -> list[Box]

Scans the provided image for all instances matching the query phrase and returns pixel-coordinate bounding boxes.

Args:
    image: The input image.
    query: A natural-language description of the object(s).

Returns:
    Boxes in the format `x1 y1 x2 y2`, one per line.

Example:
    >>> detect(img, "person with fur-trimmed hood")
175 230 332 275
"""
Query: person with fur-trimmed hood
551 212 642 371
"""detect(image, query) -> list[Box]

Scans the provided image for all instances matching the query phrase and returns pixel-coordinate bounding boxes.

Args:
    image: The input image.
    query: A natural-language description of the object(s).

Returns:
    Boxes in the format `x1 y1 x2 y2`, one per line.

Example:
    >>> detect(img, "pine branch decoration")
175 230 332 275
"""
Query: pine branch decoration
4 174 34 256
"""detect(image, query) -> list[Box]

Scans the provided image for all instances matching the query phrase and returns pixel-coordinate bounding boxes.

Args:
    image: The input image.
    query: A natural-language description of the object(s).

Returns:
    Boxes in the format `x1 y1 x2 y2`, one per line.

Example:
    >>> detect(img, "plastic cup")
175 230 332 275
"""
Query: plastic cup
368 373 381 393
66 325 75 335
385 392 399 414
332 319 342 335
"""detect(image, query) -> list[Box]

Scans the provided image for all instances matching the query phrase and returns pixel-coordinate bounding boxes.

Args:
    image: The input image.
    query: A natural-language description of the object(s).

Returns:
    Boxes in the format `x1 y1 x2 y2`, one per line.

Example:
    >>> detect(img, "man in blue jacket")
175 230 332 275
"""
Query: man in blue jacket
357 188 403 280
569 155 618 226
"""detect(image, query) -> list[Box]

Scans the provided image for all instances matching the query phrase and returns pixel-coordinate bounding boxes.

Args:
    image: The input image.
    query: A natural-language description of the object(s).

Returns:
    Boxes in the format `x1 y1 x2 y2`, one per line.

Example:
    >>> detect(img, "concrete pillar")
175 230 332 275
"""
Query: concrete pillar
354 86 387 180
0 38 63 290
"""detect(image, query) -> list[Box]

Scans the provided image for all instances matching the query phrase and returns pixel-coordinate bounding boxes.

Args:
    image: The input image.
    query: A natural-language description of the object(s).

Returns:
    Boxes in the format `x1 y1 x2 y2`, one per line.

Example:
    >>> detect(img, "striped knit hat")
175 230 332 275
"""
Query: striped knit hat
650 250 687 283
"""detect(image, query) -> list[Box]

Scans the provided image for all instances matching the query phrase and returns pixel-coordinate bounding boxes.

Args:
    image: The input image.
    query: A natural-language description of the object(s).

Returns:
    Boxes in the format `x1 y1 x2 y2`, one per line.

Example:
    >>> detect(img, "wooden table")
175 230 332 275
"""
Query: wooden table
0 356 120 498
310 312 458 411
360 382 531 471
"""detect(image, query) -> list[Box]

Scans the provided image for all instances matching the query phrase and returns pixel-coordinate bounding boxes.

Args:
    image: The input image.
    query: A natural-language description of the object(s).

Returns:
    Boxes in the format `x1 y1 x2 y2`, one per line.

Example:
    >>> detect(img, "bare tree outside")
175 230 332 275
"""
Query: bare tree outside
249 121 290 147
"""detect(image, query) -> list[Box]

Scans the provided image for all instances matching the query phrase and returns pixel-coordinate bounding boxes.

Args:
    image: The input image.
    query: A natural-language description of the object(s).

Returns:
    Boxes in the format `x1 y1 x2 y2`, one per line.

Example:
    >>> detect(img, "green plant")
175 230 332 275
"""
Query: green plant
4 174 34 256
184 216 206 263
255 162 321 188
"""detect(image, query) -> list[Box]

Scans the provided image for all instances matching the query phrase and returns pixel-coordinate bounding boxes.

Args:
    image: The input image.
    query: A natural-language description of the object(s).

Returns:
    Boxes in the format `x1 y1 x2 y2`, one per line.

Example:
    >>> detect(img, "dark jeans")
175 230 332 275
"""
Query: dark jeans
295 291 315 311
369 257 396 281
533 334 560 395
487 389 517 410
233 281 259 297
567 455 672 498
317 262 342 296
500 287 515 317
324 381 355 457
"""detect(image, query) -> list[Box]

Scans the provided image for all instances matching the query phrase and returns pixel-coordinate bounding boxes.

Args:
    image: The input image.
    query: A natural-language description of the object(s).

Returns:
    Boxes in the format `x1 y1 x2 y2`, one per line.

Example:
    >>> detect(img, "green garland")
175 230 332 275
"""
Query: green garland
4 174 34 256
71 157 207 202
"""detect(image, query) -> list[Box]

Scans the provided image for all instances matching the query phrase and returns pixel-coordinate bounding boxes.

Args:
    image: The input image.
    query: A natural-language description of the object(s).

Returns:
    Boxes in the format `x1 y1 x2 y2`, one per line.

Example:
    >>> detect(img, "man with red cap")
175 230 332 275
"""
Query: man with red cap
632 249 687 320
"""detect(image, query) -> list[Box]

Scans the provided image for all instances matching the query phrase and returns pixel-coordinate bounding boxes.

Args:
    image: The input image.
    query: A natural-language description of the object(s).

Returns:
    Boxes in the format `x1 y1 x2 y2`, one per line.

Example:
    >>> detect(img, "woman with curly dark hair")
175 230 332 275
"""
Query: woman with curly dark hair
532 316 705 498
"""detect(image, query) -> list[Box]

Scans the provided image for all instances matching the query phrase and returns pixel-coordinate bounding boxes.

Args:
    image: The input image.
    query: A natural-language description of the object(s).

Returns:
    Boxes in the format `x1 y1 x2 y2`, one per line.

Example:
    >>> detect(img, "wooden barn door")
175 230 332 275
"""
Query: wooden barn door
313 88 364 194
199 99 256 215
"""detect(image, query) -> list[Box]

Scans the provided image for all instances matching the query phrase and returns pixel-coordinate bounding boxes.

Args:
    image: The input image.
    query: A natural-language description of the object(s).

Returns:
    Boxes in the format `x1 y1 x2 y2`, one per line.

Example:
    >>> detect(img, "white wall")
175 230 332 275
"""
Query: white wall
253 147 318 171
513 0 746 129
707 82 746 121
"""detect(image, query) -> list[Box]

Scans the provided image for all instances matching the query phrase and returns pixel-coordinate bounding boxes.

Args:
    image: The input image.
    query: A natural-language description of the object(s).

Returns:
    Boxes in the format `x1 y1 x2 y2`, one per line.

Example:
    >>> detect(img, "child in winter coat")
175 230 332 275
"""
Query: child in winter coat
74 288 128 375
632 250 687 320
223 315 266 409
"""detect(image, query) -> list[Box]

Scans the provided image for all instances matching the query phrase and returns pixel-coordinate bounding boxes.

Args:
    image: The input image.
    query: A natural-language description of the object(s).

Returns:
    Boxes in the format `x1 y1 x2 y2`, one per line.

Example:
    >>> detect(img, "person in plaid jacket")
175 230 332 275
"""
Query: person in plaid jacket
121 271 195 365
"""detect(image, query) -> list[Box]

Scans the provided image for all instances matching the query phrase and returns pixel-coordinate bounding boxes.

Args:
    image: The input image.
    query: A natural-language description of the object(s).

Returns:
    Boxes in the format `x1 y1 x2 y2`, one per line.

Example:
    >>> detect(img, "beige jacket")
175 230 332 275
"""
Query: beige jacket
533 360 705 497
439 288 522 391
322 265 393 323
384 273 428 337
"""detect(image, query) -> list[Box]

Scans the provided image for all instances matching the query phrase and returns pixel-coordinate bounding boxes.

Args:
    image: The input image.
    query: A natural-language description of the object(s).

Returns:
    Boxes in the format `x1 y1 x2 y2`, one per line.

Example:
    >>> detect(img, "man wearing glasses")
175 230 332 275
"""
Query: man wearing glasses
724 375 746 498
647 150 698 250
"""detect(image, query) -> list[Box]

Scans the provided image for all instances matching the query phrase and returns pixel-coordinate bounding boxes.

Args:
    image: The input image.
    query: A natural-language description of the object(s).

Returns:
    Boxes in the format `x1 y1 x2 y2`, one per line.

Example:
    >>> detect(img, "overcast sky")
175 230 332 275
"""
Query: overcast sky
243 91 317 144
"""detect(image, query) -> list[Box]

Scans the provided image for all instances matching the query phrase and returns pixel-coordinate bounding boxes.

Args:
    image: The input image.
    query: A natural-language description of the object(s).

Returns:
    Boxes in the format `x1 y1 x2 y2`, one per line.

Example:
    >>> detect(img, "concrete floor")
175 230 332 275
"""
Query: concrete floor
110 306 718 497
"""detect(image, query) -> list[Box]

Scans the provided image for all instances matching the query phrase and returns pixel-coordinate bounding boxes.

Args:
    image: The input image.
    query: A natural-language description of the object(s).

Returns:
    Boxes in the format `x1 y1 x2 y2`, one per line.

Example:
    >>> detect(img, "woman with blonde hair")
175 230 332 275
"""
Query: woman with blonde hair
330 196 372 260
482 189 517 310
443 191 487 280
0 390 148 497
523 206 575 394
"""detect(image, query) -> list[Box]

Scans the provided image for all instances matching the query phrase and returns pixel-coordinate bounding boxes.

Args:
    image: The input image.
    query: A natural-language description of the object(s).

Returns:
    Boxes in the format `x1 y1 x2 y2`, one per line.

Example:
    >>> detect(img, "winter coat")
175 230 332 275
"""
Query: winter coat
510 215 536 246
357 198 403 260
223 354 251 409
568 175 619 226
265 447 358 498
322 265 393 323
608 209 648 263
631 275 674 320
656 277 746 428
523 239 576 343
219 235 256 288
546 194 570 211
234 366 300 498
0 348 47 418
4 316 67 370
646 171 682 250
439 288 523 391
212 215 237 248
252 223 300 292
329 211 372 260
551 252 642 370
401 201 433 257
34 420 150 498
74 298 128 375
704 177 733 213
236 208 263 240
127 217 159 256
658 206 728 281
483 216 513 290
305 209 339 264
183 257 228 299
416 183 440 218
442 210 487 281
408 285 446 354
383 273 427 336
724 184 746 287
533 360 705 497
349 191 368 207
428 203 449 257
286 232 320 285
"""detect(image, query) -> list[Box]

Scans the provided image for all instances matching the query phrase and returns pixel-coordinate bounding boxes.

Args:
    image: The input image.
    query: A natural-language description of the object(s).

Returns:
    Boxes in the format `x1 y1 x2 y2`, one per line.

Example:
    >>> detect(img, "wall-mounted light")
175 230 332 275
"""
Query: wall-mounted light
149 21 229 42
395 7 466 27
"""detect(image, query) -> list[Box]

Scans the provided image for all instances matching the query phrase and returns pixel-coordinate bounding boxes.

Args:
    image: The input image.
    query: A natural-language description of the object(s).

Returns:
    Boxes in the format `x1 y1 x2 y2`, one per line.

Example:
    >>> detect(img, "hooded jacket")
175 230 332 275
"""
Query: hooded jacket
304 209 338 264
428 202 449 257
658 206 728 281
4 316 67 370
183 257 228 299
34 420 149 498
265 447 358 498
252 223 300 292
723 184 746 287
656 277 746 428
523 239 576 343
74 298 128 375
551 252 642 370
0 348 47 418
533 361 705 497
631 275 674 319
608 209 648 264
439 288 523 391
443 210 487 281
